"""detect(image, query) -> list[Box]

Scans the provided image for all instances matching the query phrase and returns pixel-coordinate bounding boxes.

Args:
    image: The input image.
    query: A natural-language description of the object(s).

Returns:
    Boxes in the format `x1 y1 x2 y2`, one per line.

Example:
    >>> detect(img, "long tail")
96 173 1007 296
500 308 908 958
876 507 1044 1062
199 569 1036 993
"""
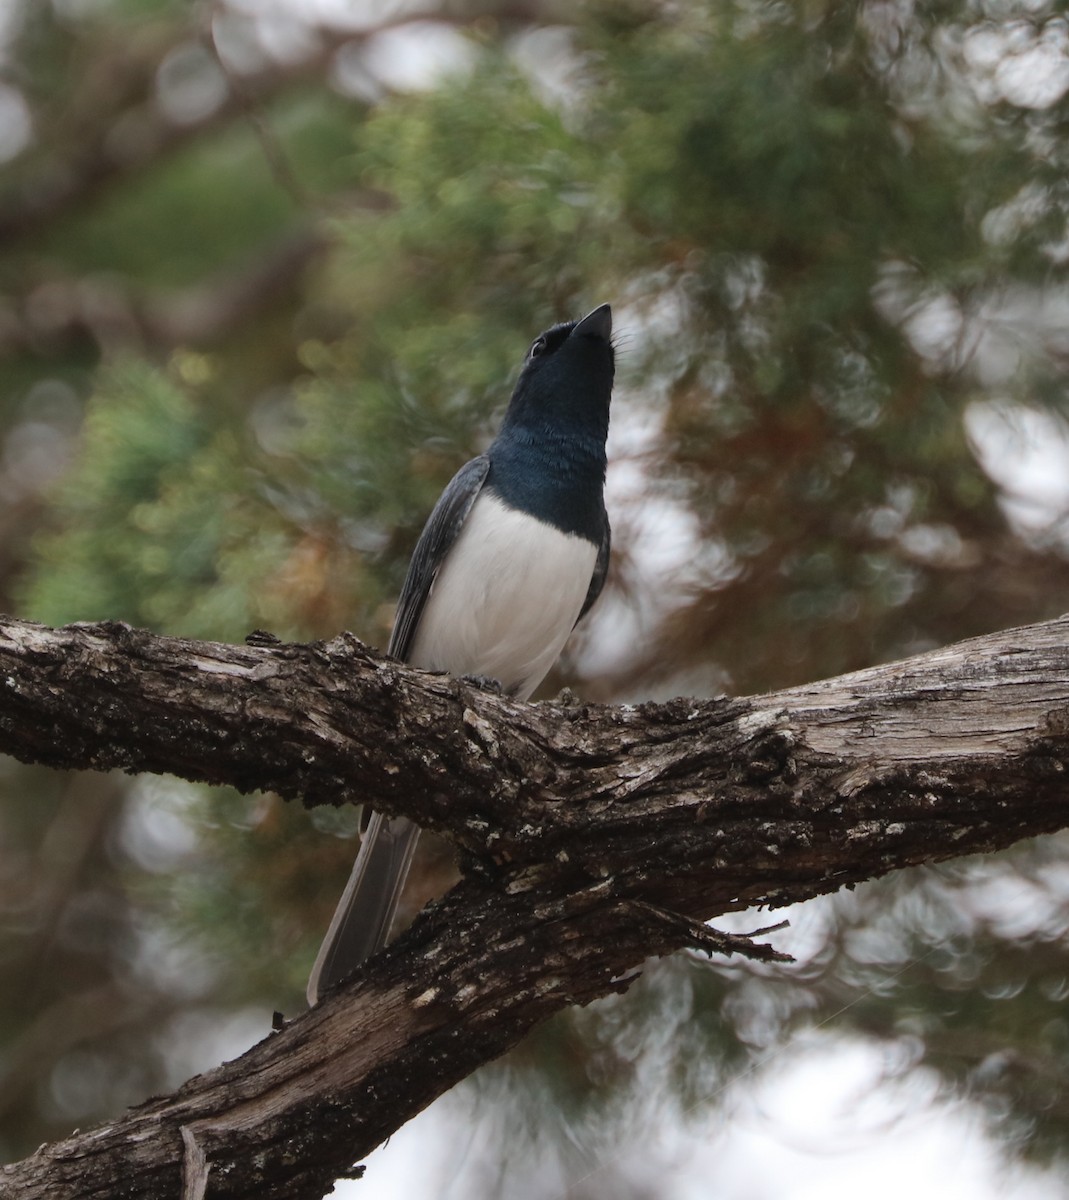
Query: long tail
306 812 421 1006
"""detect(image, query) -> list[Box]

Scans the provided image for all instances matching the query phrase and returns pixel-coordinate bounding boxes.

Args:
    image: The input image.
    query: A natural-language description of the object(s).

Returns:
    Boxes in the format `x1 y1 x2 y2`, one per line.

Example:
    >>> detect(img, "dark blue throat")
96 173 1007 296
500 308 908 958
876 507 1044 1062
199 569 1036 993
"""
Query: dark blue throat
486 424 607 543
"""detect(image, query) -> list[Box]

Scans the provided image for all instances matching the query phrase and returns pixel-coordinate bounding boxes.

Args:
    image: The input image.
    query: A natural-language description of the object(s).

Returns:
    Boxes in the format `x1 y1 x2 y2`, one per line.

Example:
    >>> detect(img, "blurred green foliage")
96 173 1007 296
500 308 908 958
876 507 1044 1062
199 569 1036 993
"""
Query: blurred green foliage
4 0 1069 1193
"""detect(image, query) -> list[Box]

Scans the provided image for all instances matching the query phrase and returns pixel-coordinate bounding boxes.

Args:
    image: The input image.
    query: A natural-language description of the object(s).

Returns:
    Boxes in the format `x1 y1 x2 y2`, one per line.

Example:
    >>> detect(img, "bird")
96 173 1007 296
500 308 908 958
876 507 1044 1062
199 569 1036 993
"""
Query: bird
306 302 615 1006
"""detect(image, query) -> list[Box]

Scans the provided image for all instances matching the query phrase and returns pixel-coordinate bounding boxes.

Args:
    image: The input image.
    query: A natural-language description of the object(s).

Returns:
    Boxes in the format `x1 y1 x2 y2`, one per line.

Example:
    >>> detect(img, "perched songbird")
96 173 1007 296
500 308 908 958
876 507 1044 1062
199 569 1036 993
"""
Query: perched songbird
307 303 615 1005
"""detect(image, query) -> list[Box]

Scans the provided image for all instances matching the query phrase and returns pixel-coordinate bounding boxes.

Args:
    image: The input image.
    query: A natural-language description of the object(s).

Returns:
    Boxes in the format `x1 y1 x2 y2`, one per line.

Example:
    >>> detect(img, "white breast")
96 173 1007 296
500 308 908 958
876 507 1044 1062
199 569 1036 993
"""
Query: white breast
407 492 598 700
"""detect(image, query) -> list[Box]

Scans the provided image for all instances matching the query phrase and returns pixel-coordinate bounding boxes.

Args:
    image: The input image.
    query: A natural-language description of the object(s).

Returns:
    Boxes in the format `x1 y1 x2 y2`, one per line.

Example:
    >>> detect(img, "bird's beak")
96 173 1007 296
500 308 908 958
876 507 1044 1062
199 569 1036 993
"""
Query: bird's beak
573 303 612 341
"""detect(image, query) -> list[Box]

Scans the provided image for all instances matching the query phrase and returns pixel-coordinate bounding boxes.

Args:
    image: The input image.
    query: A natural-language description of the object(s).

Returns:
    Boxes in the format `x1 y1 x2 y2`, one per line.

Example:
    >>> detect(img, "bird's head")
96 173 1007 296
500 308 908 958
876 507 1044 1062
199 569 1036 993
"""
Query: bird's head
502 303 615 441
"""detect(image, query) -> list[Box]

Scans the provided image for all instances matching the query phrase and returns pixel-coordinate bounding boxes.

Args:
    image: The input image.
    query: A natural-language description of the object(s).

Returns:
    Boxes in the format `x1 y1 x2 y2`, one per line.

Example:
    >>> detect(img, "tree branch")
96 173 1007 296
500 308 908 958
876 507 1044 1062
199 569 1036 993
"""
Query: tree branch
0 2 552 249
0 611 1067 1197
0 224 333 360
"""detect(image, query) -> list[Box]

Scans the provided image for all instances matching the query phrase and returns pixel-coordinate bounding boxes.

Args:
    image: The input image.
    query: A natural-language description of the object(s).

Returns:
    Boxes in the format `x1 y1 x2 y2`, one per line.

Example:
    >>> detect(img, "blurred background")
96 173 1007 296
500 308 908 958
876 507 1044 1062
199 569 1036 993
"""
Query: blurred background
3 0 1069 1196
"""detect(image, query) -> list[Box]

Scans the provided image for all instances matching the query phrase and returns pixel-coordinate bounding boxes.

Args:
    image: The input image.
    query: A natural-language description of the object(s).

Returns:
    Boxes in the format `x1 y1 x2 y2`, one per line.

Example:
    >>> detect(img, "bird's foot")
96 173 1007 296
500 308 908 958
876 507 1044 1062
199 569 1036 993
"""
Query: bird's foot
245 628 281 646
461 673 504 694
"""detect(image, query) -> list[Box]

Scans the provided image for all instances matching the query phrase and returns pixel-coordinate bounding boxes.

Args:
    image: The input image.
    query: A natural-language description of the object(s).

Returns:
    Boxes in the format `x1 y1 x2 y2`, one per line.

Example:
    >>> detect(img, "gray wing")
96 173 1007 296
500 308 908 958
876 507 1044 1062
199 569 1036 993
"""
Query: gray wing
388 454 491 662
576 514 610 625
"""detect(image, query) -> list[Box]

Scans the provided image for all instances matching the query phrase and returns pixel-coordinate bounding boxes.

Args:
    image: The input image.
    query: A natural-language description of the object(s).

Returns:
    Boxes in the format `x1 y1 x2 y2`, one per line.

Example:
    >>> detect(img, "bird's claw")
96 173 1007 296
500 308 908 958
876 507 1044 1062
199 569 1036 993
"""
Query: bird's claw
461 674 504 693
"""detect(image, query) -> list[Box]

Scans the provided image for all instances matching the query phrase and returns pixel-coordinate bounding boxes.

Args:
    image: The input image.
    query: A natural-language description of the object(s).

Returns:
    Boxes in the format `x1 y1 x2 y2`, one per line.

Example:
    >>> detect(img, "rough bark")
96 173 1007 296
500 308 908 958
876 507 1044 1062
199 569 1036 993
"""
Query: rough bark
0 611 1067 1198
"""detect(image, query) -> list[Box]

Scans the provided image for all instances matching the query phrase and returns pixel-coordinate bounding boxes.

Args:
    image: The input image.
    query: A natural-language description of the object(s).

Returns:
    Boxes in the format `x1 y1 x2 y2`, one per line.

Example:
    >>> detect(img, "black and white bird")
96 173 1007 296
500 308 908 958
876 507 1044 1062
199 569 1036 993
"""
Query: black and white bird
307 303 615 1005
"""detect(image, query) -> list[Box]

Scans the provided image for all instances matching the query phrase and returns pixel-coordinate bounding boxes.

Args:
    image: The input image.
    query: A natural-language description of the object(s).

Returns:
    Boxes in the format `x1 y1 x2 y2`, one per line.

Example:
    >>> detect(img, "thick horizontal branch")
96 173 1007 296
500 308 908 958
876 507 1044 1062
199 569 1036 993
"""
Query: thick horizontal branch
0 613 1067 909
0 612 1068 1197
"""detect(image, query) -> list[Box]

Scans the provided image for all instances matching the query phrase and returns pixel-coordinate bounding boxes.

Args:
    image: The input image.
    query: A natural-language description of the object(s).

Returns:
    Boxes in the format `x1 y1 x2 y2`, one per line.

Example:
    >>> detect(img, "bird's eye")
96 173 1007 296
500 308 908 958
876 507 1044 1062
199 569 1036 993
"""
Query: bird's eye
529 336 548 358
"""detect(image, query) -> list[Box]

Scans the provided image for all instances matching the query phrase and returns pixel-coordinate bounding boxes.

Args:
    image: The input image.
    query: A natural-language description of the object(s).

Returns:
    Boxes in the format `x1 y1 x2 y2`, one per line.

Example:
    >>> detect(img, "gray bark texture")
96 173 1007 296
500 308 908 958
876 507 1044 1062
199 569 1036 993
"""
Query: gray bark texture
0 612 1067 1198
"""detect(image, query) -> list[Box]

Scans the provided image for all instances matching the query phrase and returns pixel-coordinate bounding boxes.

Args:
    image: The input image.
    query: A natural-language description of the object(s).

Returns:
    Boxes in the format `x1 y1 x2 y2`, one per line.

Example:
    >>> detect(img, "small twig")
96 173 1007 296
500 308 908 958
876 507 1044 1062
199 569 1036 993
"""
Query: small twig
737 919 791 940
623 900 793 964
